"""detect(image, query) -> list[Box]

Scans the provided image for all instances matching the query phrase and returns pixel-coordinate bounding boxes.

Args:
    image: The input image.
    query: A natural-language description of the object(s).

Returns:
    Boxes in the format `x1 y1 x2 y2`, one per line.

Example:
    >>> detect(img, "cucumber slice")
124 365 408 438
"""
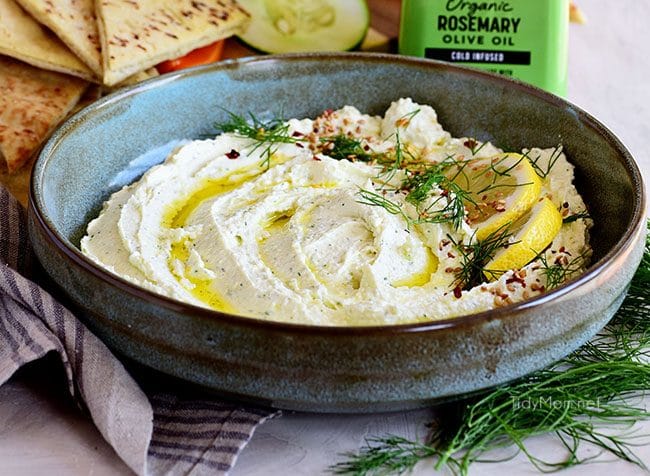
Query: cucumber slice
237 0 369 53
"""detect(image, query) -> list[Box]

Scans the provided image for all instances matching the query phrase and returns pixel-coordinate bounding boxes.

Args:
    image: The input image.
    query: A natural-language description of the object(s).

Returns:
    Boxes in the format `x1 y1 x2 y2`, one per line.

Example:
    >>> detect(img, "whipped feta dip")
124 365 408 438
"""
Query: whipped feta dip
81 98 591 326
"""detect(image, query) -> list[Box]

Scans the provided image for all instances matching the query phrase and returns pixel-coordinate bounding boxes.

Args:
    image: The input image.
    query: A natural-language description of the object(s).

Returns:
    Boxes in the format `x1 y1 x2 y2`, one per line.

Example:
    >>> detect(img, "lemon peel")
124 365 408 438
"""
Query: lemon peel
484 196 563 280
452 153 542 241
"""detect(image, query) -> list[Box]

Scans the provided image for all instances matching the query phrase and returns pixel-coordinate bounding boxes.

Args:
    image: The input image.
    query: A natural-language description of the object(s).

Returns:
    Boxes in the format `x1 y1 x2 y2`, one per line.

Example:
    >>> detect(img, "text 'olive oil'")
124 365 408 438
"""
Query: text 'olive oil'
399 0 569 96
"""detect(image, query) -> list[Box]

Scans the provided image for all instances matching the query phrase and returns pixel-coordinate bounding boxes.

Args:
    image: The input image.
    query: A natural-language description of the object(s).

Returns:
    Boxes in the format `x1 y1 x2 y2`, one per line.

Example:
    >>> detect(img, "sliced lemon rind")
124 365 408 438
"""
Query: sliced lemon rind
462 153 543 242
484 196 563 280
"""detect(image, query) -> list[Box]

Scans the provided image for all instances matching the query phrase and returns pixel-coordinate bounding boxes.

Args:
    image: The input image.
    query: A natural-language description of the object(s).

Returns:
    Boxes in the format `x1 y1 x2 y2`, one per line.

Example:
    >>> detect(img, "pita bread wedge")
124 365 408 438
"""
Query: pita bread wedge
0 56 88 174
0 0 95 81
115 66 159 87
15 0 103 76
96 0 250 86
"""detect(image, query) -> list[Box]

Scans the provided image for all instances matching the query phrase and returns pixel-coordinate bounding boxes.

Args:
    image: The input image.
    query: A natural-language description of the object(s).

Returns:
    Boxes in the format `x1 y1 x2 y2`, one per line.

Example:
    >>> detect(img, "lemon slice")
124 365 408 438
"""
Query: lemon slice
451 153 542 241
484 197 563 280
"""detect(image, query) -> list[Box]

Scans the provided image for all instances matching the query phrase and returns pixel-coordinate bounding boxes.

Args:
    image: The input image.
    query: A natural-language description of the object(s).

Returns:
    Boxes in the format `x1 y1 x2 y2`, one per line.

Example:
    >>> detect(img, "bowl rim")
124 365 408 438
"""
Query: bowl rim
30 51 647 336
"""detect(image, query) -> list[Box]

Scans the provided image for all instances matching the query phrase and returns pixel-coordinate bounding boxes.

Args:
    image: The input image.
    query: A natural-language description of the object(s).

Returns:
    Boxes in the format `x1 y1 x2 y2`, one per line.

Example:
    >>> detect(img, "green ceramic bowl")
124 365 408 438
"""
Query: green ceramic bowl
28 53 646 413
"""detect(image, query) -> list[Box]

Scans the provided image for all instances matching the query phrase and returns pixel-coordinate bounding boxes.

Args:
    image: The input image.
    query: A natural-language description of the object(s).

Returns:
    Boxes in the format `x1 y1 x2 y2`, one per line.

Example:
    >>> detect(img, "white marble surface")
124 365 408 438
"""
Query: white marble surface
2 1 650 475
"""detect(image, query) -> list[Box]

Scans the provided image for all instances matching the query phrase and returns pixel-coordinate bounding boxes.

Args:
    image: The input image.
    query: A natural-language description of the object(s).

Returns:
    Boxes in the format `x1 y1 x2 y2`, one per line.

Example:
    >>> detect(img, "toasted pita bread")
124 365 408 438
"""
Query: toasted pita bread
15 0 102 76
96 0 250 86
115 66 159 86
0 56 88 174
0 0 95 81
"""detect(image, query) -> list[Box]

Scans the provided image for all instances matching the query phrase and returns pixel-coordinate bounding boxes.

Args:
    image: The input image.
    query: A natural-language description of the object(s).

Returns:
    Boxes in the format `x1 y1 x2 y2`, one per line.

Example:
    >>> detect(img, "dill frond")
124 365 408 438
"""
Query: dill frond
356 190 411 227
468 140 488 157
319 135 376 162
537 252 587 290
214 110 300 168
563 211 591 223
377 109 421 182
377 128 406 183
528 146 563 179
332 436 444 476
448 225 514 290
399 157 474 230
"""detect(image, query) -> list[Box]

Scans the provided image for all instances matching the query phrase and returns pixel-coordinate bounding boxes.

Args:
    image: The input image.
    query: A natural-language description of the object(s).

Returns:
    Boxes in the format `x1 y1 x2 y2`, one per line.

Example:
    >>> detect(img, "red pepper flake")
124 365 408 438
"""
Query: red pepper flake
312 156 321 161
506 275 526 287
292 131 303 137
555 255 569 266
395 117 411 128
226 149 240 159
453 286 463 299
464 139 478 149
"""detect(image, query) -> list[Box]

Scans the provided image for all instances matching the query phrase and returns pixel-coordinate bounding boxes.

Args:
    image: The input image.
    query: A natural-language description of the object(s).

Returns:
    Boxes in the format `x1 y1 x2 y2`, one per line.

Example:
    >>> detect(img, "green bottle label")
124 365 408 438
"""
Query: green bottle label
399 0 569 96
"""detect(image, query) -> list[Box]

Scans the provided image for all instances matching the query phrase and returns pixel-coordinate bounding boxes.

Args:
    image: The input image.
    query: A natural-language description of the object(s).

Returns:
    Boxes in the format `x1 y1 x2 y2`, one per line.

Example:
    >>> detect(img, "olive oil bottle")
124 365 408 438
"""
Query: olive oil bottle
399 0 569 96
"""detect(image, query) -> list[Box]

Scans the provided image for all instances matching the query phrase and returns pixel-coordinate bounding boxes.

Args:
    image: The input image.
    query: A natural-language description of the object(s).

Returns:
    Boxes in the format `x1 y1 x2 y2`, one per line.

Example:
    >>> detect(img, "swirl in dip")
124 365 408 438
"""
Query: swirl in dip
81 98 591 326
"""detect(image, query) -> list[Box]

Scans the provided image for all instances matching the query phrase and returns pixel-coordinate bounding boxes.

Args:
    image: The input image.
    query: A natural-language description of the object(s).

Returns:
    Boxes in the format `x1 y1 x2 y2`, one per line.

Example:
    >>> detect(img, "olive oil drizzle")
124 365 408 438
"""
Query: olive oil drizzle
164 165 268 312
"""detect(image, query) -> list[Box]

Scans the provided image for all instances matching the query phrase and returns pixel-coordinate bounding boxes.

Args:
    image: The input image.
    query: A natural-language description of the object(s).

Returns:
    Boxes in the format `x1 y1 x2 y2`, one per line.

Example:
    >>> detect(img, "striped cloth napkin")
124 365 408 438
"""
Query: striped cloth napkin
0 185 277 475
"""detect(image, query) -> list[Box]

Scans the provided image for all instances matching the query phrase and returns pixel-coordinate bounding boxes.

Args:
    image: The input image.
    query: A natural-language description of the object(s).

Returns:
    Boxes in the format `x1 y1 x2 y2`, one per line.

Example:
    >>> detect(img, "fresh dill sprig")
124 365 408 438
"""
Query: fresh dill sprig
332 222 650 476
563 211 591 223
356 157 476 231
376 128 406 183
448 225 514 289
537 252 587 290
214 110 300 168
528 146 563 179
356 190 411 227
402 159 475 230
470 153 527 195
319 135 376 162
402 156 462 203
417 183 471 230
467 139 488 157
332 436 445 476
377 109 421 182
